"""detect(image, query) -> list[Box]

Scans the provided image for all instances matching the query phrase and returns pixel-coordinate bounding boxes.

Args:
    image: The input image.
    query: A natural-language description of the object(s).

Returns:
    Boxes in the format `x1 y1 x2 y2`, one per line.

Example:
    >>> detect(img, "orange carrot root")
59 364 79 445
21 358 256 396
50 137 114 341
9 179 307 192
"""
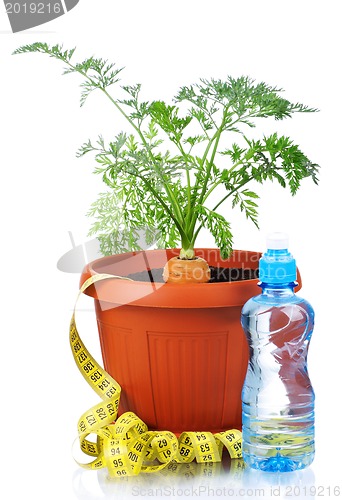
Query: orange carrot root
162 256 211 284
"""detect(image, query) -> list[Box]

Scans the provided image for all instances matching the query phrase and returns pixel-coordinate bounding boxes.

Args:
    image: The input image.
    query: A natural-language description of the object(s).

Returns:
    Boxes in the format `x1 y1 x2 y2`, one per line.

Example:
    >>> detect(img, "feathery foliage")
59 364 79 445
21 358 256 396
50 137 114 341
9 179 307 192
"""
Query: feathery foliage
14 43 320 258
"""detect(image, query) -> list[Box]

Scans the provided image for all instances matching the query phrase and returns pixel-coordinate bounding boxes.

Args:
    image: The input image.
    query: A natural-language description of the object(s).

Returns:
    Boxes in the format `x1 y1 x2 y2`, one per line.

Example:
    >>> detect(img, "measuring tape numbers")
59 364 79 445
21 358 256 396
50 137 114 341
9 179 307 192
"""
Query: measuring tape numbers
70 273 243 477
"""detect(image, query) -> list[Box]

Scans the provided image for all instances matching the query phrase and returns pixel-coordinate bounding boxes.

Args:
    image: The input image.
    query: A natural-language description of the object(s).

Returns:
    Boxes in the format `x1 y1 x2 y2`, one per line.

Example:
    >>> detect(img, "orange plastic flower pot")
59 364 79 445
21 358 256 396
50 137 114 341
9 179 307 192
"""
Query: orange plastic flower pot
80 248 302 434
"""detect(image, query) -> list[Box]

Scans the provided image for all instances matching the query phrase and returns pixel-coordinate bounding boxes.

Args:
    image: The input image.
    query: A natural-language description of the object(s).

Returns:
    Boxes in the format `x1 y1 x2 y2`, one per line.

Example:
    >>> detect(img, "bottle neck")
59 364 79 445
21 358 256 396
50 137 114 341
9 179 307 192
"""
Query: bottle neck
259 282 296 298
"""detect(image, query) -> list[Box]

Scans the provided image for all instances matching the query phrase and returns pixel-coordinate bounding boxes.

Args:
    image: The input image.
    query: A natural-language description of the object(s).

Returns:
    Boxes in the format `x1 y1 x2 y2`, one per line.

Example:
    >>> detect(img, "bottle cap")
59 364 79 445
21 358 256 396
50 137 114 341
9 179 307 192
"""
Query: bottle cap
266 232 289 250
259 232 297 284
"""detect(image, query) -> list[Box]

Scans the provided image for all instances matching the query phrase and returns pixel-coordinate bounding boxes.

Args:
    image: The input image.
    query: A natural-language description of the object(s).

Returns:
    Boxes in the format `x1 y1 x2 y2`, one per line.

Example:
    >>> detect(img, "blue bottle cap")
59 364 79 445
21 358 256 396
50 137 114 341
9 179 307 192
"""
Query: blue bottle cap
259 232 297 284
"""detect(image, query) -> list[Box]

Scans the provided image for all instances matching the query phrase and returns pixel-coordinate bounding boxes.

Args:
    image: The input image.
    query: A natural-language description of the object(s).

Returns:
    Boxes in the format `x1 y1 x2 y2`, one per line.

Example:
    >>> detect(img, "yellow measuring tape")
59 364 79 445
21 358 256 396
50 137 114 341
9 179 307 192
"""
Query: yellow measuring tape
70 273 243 478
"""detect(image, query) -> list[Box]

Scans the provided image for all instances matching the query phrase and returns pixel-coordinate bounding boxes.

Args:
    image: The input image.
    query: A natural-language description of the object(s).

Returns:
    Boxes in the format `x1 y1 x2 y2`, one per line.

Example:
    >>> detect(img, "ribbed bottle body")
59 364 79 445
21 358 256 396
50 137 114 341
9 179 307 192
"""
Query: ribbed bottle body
241 286 315 472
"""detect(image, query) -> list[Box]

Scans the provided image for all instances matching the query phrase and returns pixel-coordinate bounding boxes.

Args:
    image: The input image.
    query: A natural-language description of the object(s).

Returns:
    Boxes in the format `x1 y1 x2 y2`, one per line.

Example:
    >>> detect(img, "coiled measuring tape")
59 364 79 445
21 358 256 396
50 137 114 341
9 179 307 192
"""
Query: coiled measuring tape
70 273 243 478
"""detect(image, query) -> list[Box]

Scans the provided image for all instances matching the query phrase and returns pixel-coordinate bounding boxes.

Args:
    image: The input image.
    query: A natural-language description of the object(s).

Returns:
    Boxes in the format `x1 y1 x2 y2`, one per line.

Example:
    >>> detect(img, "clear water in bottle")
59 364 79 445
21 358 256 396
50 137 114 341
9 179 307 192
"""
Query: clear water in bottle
241 233 315 472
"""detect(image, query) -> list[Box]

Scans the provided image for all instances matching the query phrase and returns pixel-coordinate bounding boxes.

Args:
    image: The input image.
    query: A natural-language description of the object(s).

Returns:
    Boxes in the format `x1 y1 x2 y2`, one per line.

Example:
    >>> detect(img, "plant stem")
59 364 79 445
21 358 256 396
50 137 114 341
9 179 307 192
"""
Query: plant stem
125 169 189 243
170 138 194 231
185 168 192 225
191 175 254 244
53 52 185 234
101 89 185 226
187 108 228 240
201 160 245 203
212 176 253 210
200 122 224 201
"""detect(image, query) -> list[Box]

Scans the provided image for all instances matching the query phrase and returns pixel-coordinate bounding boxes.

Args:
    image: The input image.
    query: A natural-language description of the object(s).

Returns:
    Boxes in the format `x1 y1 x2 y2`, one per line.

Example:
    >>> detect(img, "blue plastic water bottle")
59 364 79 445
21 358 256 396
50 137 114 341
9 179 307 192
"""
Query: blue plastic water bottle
241 233 315 472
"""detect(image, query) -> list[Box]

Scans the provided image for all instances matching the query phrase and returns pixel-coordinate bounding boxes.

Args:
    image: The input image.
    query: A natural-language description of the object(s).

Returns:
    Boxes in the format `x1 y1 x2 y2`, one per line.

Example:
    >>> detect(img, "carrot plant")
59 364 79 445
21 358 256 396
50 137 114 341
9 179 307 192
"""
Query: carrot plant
14 43 319 260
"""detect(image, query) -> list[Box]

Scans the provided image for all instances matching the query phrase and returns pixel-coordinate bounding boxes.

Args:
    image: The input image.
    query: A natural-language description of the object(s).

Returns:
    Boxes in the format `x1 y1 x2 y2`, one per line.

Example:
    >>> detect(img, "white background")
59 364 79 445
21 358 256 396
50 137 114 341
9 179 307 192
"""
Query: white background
0 1 341 498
